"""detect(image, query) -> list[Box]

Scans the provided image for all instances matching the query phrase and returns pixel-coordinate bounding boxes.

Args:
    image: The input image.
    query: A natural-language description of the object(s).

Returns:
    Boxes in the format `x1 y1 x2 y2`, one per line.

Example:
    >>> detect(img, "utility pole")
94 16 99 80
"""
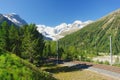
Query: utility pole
110 36 113 66
56 40 59 64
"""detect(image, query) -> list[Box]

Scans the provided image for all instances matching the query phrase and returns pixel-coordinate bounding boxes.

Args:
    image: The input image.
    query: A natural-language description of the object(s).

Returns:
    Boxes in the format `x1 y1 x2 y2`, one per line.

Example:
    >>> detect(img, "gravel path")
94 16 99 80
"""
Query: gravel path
62 61 120 80
87 67 120 80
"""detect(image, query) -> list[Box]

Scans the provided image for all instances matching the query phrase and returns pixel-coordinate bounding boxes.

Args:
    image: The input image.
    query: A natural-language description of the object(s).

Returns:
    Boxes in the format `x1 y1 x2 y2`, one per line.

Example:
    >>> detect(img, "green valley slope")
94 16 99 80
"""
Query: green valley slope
59 9 120 56
0 49 56 80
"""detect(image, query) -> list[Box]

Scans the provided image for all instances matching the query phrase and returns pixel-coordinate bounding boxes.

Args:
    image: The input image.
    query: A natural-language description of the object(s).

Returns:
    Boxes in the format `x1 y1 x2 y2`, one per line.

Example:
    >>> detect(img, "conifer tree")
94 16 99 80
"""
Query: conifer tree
9 24 21 56
0 21 10 51
21 24 44 64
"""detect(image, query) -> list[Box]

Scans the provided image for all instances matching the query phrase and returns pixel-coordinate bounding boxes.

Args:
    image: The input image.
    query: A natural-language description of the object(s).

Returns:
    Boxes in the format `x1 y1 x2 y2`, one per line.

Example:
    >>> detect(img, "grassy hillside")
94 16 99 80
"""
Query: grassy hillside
0 49 56 80
59 9 120 60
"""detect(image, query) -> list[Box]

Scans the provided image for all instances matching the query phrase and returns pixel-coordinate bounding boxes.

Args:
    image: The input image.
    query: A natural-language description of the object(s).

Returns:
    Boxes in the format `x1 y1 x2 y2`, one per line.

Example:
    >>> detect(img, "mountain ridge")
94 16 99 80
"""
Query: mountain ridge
3 13 27 26
37 20 93 40
59 8 120 55
0 13 93 40
0 13 16 26
0 13 27 27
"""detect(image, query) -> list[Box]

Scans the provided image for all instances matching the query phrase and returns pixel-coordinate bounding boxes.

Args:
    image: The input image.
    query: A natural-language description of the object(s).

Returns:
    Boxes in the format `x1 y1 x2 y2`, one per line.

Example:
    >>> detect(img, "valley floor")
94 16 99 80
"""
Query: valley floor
53 69 115 80
41 61 120 80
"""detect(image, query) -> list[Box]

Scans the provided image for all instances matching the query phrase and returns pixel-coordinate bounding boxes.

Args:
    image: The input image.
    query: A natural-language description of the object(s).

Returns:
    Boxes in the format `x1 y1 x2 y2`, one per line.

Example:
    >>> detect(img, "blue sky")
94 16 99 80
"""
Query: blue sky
0 0 120 26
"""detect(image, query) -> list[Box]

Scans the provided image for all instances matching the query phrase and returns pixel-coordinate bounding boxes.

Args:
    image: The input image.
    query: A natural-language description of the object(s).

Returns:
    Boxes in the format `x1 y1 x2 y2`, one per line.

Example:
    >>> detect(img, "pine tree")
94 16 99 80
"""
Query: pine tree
0 21 10 51
21 24 44 64
9 24 21 56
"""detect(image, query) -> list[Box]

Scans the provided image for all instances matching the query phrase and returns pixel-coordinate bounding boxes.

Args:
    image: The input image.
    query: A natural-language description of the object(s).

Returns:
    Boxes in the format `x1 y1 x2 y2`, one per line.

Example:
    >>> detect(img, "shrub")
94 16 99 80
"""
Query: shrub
0 50 56 80
104 60 110 65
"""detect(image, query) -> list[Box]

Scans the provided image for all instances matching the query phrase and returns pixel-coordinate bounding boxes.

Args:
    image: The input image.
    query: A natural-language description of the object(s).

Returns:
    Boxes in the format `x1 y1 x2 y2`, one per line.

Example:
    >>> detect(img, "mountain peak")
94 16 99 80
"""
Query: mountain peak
9 13 17 15
114 8 120 13
74 20 82 24
37 20 93 40
3 13 27 26
59 8 120 54
107 8 120 16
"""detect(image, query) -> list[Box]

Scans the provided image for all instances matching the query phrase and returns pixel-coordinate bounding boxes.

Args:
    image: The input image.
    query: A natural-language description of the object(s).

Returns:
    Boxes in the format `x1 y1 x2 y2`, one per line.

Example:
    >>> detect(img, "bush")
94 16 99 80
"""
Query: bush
113 57 120 67
104 60 109 65
0 50 56 80
115 57 120 64
94 60 103 64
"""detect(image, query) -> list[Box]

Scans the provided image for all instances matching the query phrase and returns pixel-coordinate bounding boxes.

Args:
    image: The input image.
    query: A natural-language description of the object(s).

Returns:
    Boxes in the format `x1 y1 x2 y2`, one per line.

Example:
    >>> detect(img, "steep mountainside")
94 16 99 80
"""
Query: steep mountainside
59 9 120 55
3 13 27 26
0 13 27 27
0 14 16 26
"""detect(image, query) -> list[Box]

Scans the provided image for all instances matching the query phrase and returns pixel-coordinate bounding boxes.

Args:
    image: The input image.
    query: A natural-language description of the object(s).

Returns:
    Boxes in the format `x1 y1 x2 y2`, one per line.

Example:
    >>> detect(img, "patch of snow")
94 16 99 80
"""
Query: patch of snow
37 20 93 40
4 15 21 24
3 13 27 26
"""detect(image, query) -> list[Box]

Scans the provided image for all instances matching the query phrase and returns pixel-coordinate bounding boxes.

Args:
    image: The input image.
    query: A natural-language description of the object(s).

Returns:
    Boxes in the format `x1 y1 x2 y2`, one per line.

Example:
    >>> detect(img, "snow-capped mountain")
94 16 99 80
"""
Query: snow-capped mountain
0 14 15 25
3 13 27 26
37 20 93 40
0 13 93 40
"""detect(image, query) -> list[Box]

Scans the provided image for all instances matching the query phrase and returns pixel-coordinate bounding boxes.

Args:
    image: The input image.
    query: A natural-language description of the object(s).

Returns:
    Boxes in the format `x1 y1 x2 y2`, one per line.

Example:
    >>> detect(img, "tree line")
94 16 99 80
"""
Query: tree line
0 21 45 65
